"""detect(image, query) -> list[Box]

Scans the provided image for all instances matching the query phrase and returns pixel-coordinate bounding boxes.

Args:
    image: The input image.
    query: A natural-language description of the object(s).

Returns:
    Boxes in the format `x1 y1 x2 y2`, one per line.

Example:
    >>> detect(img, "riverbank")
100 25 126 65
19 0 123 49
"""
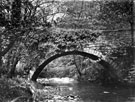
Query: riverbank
0 77 32 102
0 77 81 102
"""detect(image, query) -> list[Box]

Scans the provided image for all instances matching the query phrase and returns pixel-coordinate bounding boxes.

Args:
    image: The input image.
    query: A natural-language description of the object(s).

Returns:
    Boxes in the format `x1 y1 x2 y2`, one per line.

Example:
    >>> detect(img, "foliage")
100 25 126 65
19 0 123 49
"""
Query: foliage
0 77 32 102
0 0 134 85
58 0 104 29
0 0 60 77
97 0 135 81
0 0 104 78
99 0 133 29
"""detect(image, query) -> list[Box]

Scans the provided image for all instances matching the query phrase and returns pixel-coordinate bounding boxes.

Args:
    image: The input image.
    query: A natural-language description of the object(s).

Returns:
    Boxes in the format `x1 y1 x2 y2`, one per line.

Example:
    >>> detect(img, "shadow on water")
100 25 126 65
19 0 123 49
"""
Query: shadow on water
38 78 135 102
55 81 135 102
71 82 135 102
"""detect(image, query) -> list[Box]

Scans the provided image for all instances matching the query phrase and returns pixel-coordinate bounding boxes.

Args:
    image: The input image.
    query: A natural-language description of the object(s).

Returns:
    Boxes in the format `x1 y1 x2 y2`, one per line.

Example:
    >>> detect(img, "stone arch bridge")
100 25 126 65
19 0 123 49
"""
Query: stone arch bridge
31 50 122 83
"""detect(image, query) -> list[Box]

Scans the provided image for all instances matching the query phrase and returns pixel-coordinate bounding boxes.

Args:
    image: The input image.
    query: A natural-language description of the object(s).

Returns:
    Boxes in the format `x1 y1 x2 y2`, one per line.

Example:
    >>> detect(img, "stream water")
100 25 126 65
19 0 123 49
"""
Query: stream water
38 78 135 102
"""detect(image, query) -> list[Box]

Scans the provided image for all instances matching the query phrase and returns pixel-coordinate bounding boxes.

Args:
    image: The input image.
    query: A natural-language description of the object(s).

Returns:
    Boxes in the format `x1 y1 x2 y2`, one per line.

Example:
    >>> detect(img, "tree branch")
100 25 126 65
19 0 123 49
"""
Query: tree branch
1 38 15 56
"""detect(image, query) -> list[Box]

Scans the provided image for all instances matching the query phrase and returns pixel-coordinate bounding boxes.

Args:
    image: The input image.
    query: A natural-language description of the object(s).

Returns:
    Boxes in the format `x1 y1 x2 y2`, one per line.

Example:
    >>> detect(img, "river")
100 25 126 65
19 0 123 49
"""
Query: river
38 78 135 102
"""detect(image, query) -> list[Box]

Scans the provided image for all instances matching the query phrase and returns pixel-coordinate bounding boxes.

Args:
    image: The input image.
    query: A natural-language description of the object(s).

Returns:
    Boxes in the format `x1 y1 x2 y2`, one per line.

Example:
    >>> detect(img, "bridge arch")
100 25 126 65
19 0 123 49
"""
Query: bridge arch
31 50 119 82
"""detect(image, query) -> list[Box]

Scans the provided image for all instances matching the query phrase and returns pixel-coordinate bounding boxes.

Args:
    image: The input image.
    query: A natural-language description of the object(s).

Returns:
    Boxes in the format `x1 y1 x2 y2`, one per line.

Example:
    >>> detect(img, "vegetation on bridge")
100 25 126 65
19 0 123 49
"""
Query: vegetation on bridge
0 0 134 101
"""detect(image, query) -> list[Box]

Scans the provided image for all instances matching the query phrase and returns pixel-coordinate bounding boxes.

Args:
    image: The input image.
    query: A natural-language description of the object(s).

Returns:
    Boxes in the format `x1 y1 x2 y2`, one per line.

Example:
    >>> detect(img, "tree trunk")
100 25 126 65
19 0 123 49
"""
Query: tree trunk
8 46 20 78
131 0 135 63
0 54 2 76
8 57 19 78
0 54 2 67
11 0 21 27
72 43 85 77
131 0 134 46
73 55 82 77
0 29 2 68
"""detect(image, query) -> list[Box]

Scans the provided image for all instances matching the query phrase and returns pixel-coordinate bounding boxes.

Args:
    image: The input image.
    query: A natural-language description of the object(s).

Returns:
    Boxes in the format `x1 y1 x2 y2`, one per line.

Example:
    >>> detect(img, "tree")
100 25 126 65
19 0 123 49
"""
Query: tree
0 0 80 78
11 0 21 28
99 0 134 45
58 0 103 29
0 0 57 77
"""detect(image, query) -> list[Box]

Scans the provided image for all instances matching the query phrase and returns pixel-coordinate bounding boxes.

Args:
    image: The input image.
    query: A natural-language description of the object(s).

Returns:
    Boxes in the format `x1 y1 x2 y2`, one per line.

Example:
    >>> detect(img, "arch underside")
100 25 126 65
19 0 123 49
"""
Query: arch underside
31 50 119 82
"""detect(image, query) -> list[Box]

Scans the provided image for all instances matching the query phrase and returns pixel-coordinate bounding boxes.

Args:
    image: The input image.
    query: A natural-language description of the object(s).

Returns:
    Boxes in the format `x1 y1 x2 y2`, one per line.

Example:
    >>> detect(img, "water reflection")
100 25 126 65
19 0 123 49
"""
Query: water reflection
57 81 135 102
38 78 135 102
